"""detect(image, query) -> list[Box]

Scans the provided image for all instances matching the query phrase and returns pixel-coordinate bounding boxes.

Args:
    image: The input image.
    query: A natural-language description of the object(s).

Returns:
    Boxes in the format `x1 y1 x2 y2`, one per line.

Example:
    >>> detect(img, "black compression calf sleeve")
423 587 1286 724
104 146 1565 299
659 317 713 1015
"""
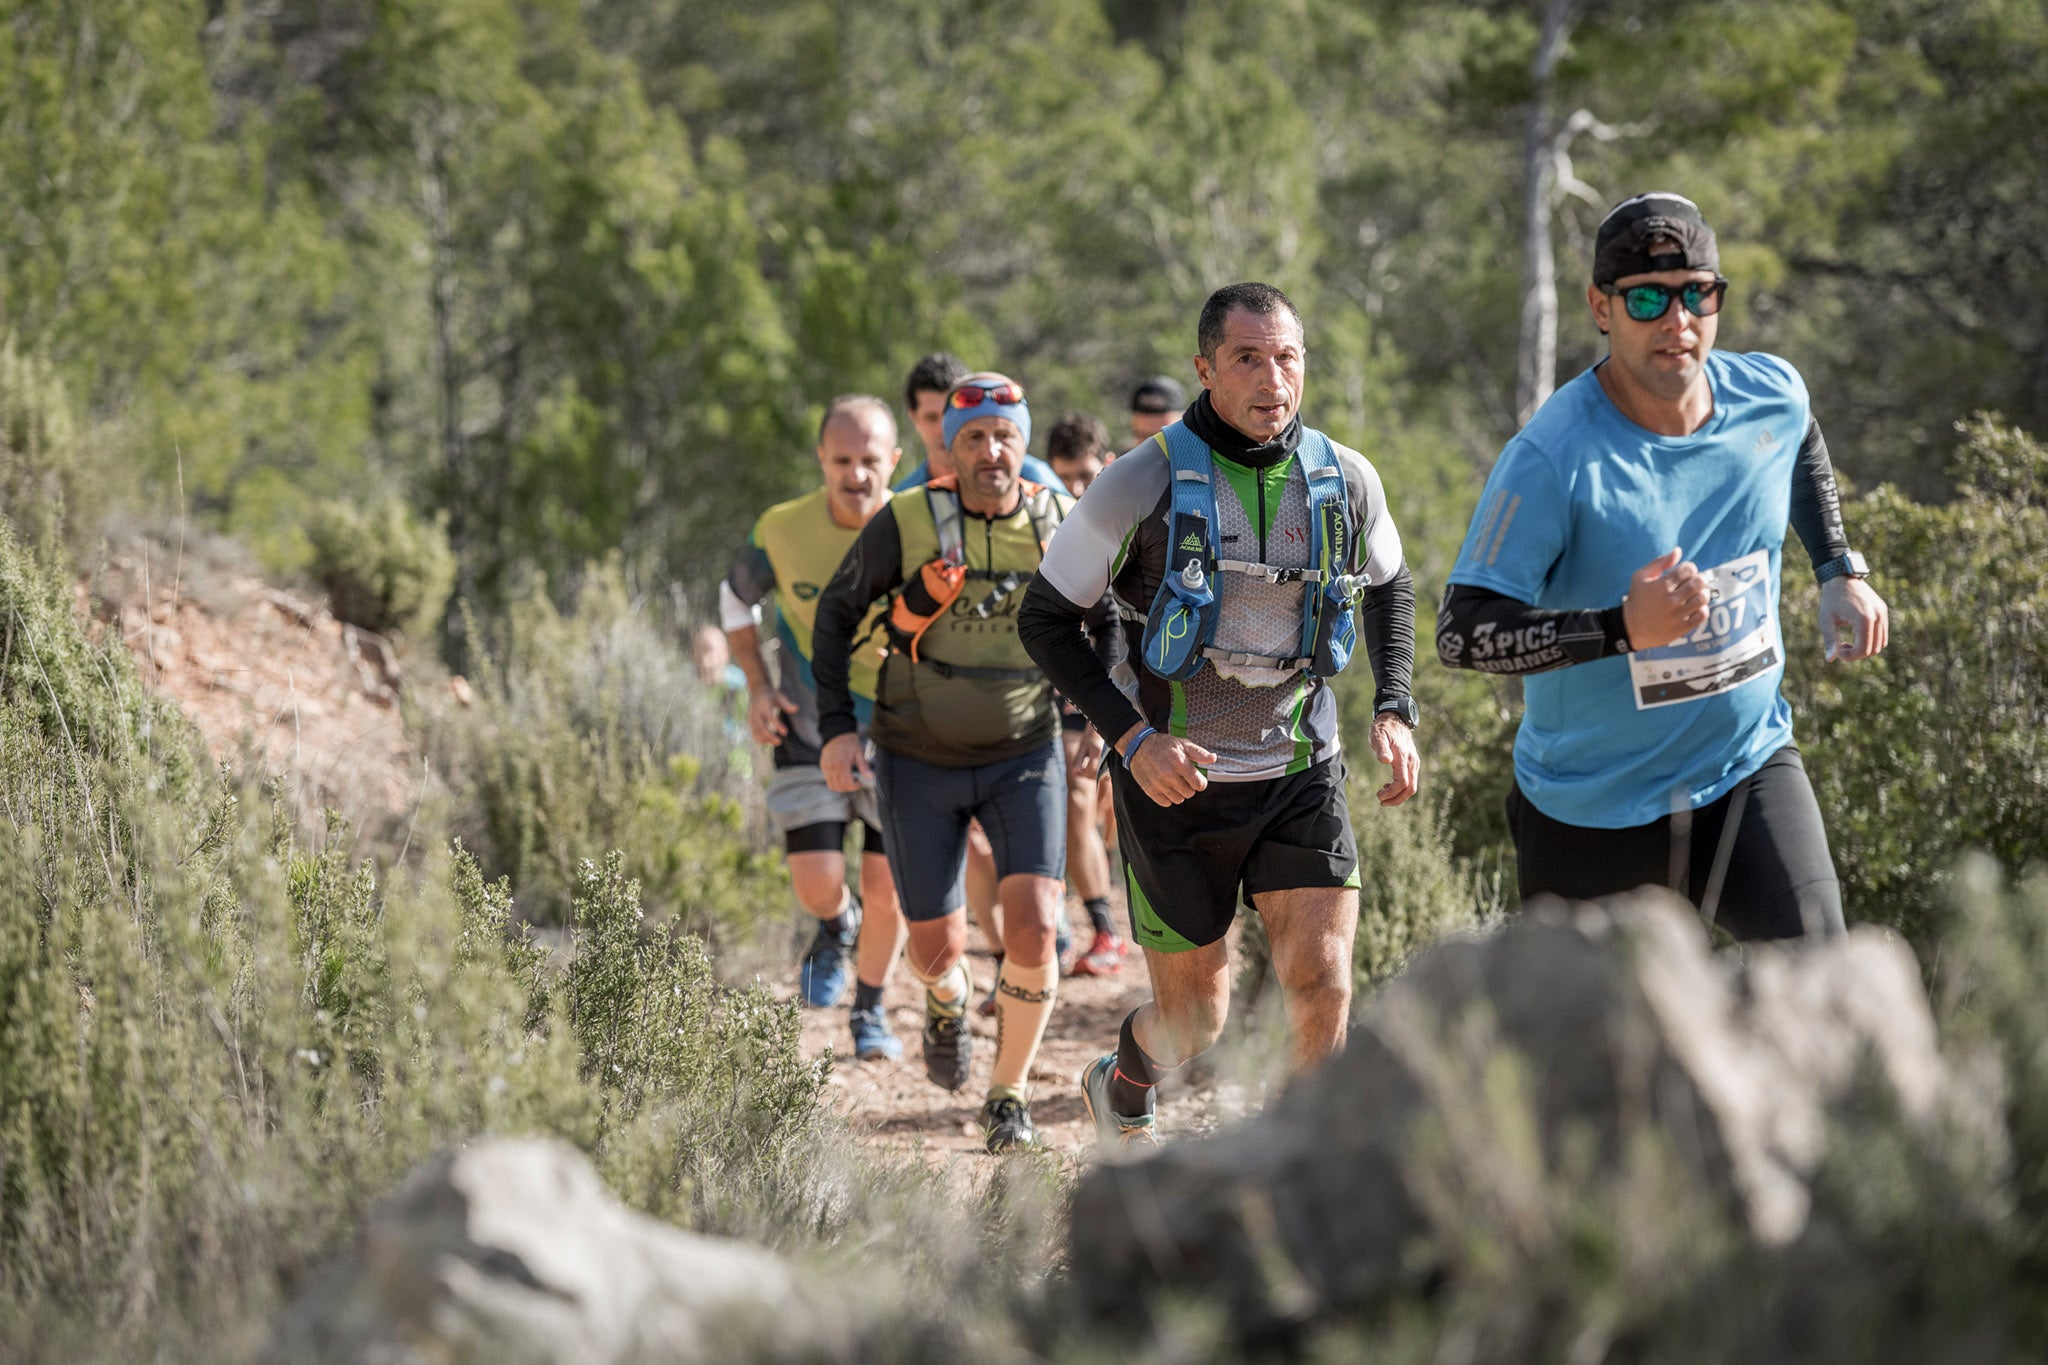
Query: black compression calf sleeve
1084 896 1114 934
1111 1008 1172 1116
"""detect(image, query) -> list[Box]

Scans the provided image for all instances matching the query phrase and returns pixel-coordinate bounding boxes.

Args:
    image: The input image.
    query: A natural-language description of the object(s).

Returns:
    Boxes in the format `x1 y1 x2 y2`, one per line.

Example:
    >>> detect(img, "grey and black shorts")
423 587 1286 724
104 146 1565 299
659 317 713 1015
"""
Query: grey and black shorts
765 763 885 857
873 741 1067 922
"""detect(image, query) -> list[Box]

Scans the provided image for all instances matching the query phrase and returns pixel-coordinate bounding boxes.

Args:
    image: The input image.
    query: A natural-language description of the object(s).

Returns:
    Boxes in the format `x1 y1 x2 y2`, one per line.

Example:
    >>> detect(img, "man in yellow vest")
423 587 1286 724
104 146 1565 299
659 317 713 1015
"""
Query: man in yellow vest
720 395 907 1060
815 373 1107 1153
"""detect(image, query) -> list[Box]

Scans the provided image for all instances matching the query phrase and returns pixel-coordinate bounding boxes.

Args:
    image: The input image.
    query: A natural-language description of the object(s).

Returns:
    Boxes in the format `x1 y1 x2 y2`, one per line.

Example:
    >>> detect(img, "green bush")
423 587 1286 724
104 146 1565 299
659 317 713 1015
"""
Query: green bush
0 335 87 569
1348 783 1508 992
0 515 865 1357
430 559 778 937
1783 414 2048 949
304 495 456 639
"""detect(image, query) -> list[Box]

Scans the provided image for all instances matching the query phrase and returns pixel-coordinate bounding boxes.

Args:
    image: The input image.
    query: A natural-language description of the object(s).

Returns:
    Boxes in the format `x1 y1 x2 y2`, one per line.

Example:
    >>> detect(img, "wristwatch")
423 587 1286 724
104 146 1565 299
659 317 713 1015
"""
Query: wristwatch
1814 551 1870 584
1374 696 1419 728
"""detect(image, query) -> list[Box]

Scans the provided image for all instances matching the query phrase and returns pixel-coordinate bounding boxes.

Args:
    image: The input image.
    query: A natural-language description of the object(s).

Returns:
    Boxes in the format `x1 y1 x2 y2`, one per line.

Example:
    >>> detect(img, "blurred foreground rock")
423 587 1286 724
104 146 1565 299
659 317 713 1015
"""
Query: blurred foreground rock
1067 893 1996 1347
271 1137 804 1365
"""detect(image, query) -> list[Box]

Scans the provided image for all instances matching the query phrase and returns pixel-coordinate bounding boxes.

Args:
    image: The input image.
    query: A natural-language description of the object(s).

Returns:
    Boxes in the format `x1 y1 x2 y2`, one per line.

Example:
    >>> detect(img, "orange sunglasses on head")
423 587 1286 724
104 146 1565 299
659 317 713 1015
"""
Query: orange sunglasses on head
948 382 1025 409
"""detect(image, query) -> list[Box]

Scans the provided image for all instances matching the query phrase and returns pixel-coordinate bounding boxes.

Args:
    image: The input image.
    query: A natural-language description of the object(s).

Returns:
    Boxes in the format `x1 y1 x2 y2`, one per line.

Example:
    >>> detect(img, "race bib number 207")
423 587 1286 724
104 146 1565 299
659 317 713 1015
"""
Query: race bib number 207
1629 550 1778 710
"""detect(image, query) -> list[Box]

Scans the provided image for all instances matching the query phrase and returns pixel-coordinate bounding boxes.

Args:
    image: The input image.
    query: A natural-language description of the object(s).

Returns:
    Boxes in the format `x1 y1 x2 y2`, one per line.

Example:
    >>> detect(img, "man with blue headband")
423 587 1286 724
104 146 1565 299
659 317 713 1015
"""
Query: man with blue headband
814 372 1112 1153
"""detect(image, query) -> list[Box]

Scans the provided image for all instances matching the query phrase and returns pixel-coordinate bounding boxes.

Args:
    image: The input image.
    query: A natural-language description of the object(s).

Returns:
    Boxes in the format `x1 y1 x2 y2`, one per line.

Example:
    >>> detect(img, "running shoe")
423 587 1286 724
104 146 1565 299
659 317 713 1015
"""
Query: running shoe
1072 928 1127 978
923 974 974 1092
797 900 861 1008
1079 1053 1157 1152
848 1005 902 1062
980 1091 1041 1153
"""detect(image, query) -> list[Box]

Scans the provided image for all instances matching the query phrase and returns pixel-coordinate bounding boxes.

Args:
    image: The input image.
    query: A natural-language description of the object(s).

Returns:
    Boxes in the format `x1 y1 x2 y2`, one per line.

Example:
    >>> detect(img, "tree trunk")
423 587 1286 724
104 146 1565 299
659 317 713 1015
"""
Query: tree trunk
1516 0 1581 429
417 116 474 661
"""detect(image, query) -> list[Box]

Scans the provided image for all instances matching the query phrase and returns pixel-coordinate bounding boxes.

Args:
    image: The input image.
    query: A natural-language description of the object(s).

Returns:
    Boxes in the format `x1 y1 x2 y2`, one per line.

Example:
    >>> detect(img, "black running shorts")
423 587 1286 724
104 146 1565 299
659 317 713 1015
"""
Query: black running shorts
1506 743 1843 941
1110 755 1361 952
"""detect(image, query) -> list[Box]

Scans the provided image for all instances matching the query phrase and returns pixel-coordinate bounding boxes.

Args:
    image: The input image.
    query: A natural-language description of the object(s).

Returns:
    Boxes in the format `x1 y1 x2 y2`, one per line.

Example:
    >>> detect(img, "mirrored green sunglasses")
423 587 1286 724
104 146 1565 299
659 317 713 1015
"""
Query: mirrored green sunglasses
1602 277 1729 323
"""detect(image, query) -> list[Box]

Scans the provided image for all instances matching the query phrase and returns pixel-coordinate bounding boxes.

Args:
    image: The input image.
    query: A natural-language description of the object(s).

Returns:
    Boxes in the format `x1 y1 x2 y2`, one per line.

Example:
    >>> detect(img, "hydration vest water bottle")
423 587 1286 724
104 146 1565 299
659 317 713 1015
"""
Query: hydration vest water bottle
1144 553 1215 680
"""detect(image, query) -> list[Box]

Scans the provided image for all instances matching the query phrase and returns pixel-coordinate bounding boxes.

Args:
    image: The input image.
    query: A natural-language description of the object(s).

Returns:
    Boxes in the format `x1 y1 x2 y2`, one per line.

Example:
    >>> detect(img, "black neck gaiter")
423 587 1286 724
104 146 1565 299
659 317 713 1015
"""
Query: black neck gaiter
1180 391 1303 469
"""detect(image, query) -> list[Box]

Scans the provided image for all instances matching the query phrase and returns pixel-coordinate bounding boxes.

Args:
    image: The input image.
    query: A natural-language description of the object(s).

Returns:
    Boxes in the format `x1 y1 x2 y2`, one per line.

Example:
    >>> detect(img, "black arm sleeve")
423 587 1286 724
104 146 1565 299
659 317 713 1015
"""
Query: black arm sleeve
1436 583 1632 675
1356 564 1417 708
1788 416 1852 572
1080 592 1123 675
1020 576 1145 744
812 507 905 745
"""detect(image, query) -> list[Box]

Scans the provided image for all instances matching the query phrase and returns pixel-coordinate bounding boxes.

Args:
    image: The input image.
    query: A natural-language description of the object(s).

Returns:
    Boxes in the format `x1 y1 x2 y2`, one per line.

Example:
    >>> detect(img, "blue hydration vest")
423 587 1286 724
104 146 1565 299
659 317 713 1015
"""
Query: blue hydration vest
1138 422 1362 681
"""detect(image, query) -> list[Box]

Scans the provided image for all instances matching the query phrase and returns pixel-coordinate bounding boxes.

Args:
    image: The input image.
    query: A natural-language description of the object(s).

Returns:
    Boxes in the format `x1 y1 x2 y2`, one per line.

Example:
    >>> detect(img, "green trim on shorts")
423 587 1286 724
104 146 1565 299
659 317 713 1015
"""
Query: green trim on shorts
1168 679 1189 739
1343 864 1362 889
1126 860 1198 953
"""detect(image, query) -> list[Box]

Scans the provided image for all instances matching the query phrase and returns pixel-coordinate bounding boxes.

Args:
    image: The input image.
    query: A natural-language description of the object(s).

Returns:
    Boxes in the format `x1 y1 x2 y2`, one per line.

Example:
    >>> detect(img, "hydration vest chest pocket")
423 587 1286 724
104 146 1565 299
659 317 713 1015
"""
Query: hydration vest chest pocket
1149 510 1218 679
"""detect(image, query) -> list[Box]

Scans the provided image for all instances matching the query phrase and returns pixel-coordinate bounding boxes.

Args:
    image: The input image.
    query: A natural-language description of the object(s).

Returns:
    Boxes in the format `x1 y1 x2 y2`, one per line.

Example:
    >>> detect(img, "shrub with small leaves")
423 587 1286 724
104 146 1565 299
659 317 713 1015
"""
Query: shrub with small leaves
305 495 456 639
429 560 775 935
0 514 851 1358
1783 413 2048 948
0 335 85 567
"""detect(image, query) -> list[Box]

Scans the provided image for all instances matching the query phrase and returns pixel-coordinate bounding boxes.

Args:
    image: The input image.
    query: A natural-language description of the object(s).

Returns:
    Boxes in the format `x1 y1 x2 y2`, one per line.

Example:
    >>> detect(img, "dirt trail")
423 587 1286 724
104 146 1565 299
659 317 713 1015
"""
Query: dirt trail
794 893 1258 1171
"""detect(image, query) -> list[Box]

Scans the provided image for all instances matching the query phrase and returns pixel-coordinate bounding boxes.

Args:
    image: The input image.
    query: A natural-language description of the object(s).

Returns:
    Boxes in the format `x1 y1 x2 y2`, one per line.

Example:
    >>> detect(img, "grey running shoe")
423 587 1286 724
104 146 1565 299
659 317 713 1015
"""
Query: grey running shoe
980 1092 1041 1153
1080 1053 1157 1152
923 985 973 1092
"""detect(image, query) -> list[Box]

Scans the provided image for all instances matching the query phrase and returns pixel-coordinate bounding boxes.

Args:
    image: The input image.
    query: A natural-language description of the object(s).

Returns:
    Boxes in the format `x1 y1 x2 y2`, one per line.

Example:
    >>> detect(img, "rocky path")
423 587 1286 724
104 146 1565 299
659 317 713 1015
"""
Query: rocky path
794 895 1265 1175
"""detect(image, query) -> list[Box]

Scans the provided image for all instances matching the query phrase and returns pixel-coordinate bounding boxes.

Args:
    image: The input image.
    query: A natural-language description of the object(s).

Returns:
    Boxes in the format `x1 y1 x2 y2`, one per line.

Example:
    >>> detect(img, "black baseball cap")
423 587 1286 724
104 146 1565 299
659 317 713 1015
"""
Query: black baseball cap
1593 193 1720 286
1130 375 1187 414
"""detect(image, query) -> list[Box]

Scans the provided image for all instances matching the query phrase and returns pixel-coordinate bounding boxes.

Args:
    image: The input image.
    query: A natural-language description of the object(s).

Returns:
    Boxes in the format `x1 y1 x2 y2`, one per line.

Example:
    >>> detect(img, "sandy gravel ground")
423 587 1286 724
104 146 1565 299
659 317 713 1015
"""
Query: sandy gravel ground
792 895 1275 1175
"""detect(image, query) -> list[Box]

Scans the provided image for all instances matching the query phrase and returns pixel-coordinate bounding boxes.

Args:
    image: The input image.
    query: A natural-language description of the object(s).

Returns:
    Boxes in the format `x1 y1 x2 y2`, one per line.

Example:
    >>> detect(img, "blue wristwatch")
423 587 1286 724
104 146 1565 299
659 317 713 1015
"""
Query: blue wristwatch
1814 551 1869 584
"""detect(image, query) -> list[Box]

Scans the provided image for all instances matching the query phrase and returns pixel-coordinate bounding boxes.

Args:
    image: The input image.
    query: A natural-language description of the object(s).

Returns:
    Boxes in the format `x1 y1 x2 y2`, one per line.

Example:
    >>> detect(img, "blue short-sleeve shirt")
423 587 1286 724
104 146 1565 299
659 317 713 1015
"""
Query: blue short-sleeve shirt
1447 351 1809 828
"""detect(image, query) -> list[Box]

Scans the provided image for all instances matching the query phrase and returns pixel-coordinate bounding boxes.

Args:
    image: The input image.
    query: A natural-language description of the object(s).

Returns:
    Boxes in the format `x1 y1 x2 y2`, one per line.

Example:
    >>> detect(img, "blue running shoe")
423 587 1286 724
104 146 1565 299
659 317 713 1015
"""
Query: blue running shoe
798 901 860 1008
849 1006 902 1061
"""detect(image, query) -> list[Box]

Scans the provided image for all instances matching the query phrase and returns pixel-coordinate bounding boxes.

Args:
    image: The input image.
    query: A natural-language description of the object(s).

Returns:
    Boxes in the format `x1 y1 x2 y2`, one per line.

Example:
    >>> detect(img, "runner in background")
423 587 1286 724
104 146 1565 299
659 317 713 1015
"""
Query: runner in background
1127 374 1186 446
816 373 1111 1152
895 354 1030 993
1045 411 1125 977
721 396 908 1060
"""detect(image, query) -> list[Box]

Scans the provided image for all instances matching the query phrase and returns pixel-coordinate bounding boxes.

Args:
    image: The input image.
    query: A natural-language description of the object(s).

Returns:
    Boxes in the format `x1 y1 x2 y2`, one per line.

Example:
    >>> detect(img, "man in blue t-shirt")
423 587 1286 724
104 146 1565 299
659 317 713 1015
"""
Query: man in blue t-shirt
1438 192 1889 940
